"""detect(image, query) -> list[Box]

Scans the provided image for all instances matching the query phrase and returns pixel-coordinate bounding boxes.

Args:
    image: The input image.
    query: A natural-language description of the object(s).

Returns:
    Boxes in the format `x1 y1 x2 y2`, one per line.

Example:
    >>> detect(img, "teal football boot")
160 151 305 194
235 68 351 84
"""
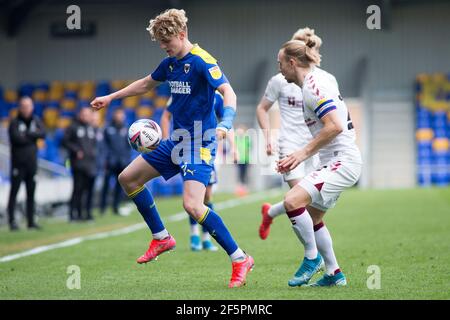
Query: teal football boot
288 253 323 287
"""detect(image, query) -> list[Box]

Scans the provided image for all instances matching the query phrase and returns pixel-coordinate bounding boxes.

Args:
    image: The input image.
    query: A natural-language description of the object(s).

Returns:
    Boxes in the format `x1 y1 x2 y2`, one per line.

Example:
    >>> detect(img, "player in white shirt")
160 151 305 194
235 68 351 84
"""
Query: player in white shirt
257 28 321 240
276 39 362 287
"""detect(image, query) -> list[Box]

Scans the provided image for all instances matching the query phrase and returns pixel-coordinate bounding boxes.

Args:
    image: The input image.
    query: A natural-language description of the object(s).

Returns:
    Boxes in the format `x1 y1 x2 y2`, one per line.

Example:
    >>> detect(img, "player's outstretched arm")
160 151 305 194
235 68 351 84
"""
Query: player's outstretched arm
91 75 160 110
277 111 343 173
256 97 274 155
216 83 237 140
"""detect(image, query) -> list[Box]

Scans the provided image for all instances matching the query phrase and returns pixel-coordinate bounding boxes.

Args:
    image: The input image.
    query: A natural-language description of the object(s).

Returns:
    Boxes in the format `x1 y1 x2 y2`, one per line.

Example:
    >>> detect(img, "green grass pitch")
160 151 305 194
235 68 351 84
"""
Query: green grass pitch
0 187 449 299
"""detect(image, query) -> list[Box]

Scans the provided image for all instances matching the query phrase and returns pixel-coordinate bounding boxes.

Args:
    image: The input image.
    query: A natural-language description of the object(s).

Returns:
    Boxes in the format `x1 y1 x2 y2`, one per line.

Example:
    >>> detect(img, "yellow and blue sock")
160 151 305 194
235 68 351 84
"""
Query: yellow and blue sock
202 202 214 234
189 203 214 235
128 185 167 238
198 206 238 255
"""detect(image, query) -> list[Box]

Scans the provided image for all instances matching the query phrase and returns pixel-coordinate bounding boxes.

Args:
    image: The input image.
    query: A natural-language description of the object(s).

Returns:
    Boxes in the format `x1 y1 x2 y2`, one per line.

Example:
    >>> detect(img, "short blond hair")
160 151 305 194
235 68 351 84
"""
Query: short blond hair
292 27 322 49
146 9 188 42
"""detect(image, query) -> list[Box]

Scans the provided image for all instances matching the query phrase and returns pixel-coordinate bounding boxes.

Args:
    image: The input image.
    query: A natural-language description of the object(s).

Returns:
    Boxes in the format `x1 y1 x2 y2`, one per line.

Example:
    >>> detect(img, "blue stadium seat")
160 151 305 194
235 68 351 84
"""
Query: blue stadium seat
110 99 122 107
433 128 447 139
432 111 447 130
416 105 431 128
417 141 432 160
78 100 91 109
64 90 78 100
47 100 60 109
140 98 153 107
34 102 45 117
124 109 136 125
7 102 17 113
19 83 35 97
417 166 432 187
95 81 111 97
431 153 449 186
60 110 76 118
36 82 50 92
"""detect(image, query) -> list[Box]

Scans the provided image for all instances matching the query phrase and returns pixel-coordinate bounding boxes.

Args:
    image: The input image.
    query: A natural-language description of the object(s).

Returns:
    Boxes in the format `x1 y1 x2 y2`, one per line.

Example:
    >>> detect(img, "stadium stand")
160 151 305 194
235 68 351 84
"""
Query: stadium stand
415 73 450 186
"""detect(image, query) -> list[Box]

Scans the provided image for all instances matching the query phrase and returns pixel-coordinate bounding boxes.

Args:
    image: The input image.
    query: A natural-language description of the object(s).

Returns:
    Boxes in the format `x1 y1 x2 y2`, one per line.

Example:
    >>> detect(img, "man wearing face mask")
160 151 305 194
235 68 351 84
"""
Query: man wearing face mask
7 96 46 231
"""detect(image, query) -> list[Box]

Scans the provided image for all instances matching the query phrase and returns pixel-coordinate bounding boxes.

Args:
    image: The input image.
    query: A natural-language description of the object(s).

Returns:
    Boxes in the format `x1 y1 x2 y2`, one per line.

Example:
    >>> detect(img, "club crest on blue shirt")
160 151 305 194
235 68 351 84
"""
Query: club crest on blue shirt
184 63 190 74
208 66 222 80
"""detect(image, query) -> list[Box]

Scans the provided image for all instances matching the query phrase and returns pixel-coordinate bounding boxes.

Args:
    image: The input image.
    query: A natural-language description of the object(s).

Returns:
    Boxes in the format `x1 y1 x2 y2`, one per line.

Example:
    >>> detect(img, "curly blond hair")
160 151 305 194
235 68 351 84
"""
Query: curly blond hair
146 9 188 42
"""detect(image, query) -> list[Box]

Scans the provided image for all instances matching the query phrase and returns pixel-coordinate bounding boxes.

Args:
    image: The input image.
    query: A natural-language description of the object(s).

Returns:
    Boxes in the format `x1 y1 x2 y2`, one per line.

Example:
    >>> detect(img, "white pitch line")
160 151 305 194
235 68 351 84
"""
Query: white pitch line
0 189 282 263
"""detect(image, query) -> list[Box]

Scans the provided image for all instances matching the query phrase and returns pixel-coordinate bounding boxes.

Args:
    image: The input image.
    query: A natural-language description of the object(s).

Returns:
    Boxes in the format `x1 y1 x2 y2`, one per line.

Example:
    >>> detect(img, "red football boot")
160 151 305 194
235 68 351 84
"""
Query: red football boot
259 203 273 240
136 235 176 264
228 255 255 288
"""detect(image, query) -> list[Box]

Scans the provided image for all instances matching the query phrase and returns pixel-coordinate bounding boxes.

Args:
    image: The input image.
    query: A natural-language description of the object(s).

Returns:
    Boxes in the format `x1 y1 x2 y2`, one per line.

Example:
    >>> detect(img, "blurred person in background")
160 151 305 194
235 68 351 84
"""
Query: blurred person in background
91 110 105 215
234 124 251 197
100 108 130 215
63 107 97 222
7 96 46 231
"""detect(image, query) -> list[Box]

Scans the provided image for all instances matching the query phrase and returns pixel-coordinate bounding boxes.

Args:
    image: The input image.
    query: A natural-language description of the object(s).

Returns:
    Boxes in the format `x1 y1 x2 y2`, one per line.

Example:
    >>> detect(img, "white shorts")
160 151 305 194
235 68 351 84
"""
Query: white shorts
298 159 362 211
279 142 320 182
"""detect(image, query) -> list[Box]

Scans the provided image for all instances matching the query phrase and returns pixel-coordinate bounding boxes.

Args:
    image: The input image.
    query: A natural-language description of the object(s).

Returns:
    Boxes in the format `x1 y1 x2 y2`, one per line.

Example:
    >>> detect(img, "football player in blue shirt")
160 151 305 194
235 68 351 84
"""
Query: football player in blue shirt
91 8 253 288
161 92 238 253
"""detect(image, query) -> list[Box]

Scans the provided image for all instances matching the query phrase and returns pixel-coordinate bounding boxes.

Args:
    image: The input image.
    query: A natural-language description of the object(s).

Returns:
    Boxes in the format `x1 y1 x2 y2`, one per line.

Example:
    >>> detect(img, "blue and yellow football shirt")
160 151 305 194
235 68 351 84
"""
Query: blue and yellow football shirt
151 44 229 142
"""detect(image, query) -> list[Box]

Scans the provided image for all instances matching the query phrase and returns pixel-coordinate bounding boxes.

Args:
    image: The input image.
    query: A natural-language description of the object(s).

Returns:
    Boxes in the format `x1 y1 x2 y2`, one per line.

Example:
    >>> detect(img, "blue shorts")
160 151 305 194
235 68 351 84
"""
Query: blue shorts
142 139 216 187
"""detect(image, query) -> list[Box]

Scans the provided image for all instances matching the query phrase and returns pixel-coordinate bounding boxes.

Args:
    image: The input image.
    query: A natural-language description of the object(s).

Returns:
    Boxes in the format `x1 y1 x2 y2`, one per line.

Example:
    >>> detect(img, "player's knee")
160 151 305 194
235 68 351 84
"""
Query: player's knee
283 193 306 212
118 171 137 193
182 200 195 216
117 171 128 188
283 194 295 212
183 200 204 219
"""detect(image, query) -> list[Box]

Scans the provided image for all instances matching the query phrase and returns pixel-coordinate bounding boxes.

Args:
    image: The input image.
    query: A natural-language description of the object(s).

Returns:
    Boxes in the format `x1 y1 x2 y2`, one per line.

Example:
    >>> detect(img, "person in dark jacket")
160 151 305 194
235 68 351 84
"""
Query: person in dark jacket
63 107 97 221
100 108 130 215
89 110 105 216
7 96 46 231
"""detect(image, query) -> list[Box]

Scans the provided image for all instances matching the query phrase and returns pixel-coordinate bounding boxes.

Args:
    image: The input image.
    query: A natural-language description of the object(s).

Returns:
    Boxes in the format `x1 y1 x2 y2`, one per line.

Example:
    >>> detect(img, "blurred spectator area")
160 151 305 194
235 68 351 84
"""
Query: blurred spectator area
0 80 183 197
415 73 450 187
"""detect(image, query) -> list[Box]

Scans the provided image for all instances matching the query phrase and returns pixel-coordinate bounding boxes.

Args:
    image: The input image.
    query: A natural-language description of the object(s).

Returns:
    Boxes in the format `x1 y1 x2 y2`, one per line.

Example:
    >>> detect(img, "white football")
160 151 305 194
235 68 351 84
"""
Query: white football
128 119 162 153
